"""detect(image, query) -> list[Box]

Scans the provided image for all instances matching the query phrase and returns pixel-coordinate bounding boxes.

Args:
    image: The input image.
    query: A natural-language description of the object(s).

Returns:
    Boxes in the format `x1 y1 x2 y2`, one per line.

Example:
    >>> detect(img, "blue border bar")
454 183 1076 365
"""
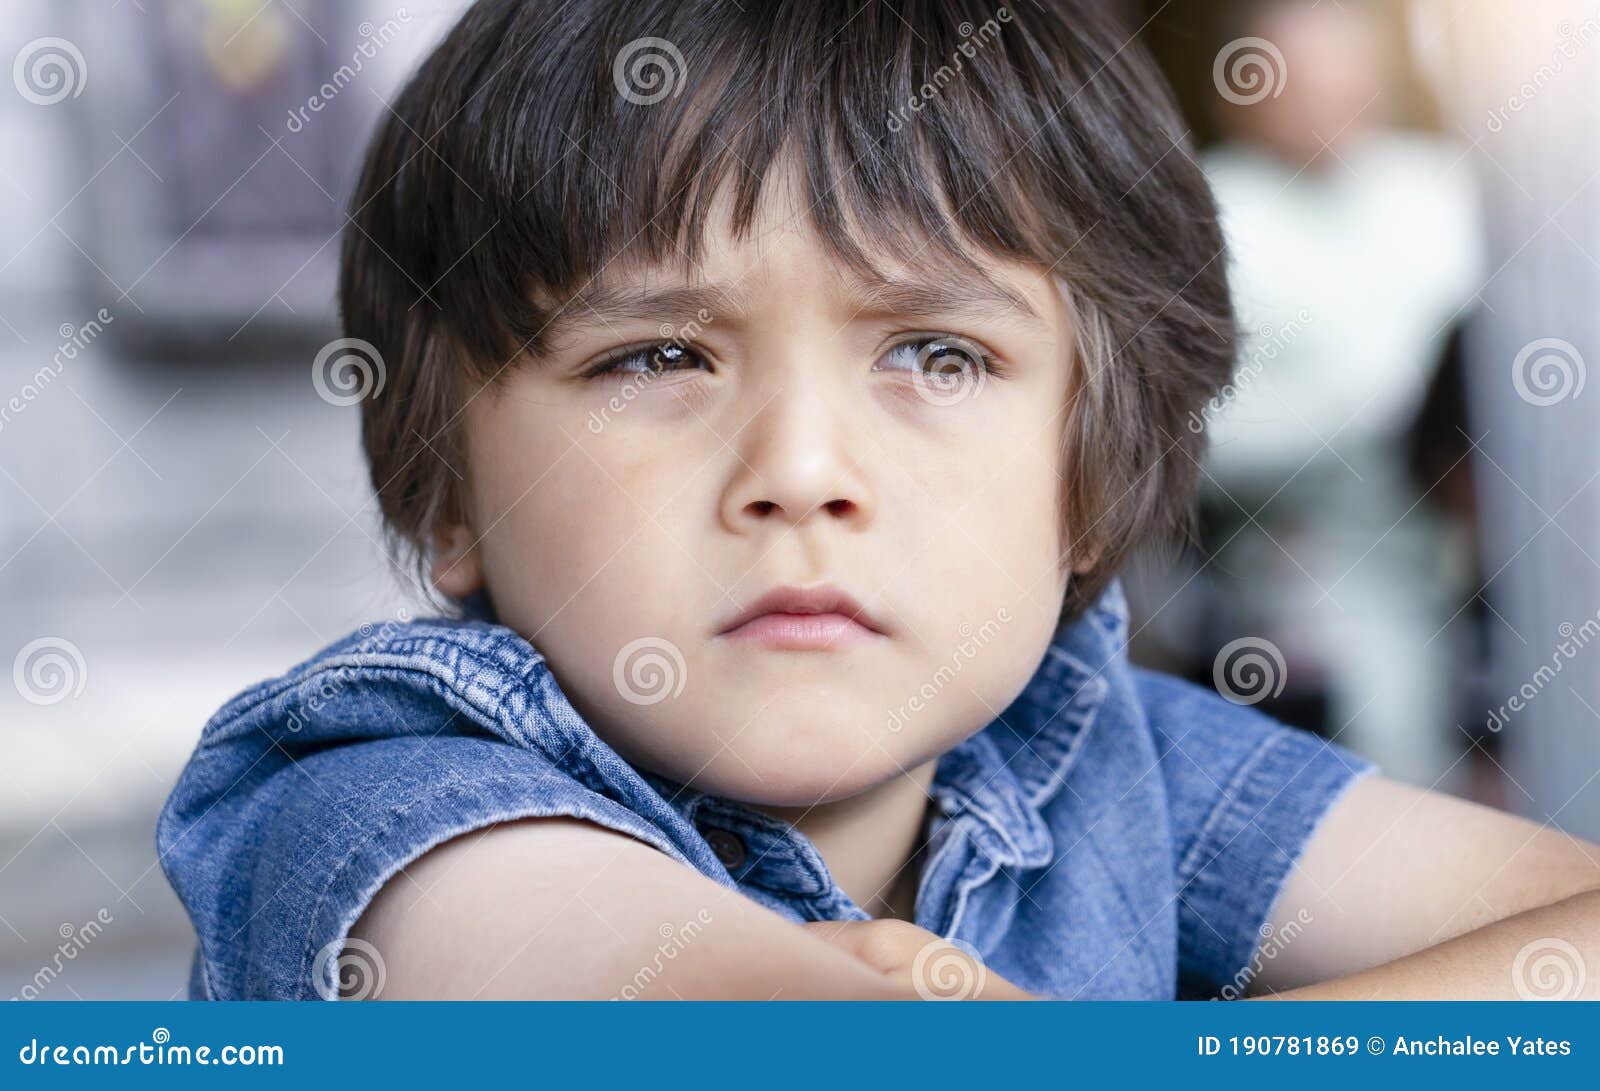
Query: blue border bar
5 1001 1593 1086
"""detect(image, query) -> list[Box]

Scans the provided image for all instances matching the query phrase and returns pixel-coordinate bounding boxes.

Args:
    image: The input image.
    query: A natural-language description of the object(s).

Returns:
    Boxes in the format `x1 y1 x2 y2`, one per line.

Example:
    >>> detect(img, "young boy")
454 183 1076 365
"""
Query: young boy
158 0 1600 1000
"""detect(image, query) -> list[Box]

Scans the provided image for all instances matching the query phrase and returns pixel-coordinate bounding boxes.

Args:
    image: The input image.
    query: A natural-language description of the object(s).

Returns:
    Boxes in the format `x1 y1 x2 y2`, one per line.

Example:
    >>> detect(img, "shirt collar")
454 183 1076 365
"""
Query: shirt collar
926 579 1126 869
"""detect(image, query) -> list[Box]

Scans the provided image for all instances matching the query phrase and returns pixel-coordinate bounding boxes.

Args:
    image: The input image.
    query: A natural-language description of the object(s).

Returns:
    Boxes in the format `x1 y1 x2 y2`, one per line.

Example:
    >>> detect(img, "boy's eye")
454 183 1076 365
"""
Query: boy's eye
585 341 710 379
581 333 999 384
874 334 996 381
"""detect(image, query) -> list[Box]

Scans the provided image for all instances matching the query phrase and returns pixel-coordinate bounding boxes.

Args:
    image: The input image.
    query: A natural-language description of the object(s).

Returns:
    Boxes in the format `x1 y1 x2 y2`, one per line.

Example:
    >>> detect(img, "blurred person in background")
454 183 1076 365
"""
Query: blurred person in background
1192 0 1487 788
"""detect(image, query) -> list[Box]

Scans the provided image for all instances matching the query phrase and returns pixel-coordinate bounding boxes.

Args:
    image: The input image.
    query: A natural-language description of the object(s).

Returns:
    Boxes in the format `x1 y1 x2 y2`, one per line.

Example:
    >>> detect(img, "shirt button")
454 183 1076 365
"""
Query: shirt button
704 828 747 871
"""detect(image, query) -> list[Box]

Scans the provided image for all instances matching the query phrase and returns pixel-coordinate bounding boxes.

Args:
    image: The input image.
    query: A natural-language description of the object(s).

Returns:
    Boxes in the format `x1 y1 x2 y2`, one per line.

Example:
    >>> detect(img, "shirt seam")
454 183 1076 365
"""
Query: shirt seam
1175 729 1377 992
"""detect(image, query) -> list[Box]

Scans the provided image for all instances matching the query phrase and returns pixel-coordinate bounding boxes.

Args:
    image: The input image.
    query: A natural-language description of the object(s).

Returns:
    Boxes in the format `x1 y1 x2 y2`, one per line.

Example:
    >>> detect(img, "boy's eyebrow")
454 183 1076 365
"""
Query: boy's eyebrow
536 269 1048 346
540 283 752 346
843 275 1047 329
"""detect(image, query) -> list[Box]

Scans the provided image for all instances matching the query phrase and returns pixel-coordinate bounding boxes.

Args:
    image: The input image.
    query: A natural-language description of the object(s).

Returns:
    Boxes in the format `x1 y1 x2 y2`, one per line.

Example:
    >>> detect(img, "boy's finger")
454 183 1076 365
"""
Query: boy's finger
798 920 905 971
798 919 871 953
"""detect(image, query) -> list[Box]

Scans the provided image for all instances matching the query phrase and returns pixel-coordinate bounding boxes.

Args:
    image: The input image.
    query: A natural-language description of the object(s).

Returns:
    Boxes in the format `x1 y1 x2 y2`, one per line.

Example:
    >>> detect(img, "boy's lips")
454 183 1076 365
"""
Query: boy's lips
715 584 889 649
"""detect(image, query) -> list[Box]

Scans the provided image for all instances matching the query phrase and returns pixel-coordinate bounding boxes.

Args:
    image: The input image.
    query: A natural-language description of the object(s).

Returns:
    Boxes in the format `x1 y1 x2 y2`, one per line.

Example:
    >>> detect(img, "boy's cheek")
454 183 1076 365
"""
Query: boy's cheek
478 492 685 642
907 436 1066 588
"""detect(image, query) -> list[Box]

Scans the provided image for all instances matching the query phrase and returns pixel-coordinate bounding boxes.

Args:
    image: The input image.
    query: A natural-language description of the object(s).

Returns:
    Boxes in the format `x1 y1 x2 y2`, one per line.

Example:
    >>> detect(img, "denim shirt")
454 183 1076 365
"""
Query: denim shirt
157 579 1376 1000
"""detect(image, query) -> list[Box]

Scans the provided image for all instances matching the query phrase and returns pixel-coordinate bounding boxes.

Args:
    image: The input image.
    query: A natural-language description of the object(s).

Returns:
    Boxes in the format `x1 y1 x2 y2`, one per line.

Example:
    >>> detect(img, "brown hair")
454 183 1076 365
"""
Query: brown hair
341 0 1237 626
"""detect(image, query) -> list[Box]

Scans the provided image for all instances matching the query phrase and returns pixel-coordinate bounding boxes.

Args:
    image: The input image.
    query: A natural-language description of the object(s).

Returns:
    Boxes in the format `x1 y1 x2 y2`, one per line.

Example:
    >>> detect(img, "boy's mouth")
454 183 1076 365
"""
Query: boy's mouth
715 584 889 650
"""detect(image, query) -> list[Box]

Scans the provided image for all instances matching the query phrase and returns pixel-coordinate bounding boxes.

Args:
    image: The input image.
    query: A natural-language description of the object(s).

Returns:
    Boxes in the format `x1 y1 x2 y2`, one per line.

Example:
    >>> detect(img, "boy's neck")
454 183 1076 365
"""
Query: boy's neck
753 758 939 922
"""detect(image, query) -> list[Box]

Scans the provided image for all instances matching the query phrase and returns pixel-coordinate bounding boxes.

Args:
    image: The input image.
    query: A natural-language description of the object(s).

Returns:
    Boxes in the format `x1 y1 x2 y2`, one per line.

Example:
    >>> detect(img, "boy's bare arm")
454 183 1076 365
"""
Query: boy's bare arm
347 817 982 999
1249 775 1600 998
1257 889 1600 999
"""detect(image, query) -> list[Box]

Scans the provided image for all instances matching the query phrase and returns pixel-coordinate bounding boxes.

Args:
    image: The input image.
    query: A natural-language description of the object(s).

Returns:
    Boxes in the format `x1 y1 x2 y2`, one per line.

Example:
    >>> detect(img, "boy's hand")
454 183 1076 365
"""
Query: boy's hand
800 919 1039 1000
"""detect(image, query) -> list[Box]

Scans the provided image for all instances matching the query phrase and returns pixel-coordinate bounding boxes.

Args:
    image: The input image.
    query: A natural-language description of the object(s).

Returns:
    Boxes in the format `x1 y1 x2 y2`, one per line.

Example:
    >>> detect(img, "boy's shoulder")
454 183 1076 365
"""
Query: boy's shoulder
169 607 707 849
198 610 557 744
157 610 727 999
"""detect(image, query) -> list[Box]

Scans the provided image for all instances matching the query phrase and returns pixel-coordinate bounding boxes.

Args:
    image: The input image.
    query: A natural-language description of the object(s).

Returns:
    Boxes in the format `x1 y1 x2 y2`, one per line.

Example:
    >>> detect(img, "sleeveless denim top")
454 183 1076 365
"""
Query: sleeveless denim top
157 579 1374 1000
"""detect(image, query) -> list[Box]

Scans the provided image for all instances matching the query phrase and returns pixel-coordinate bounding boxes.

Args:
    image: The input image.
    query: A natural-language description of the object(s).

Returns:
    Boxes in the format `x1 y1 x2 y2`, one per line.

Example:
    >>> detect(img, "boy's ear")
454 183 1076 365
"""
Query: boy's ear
429 521 484 598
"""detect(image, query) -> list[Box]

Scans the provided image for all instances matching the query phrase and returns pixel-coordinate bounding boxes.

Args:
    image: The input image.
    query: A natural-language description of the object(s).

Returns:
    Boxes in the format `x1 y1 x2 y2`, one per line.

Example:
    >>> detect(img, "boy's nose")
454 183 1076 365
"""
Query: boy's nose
717 380 876 537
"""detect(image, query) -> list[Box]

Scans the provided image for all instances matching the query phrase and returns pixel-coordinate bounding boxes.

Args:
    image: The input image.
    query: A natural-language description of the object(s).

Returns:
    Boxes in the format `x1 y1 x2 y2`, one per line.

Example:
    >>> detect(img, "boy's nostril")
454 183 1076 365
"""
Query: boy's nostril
739 497 857 521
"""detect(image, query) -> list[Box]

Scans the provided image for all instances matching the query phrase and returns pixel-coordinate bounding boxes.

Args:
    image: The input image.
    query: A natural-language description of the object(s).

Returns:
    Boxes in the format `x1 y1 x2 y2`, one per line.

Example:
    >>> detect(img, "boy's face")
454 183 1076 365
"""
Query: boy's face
438 177 1078 805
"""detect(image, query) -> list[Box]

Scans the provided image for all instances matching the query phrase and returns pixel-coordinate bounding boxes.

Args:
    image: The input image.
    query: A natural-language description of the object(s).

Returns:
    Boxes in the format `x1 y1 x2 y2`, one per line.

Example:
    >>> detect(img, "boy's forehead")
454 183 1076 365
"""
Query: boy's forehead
557 220 1057 330
539 149 1056 323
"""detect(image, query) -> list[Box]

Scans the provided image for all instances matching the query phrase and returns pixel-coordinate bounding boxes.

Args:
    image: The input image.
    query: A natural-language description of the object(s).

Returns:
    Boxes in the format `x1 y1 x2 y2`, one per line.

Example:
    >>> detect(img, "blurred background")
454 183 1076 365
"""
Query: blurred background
2 0 1598 998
